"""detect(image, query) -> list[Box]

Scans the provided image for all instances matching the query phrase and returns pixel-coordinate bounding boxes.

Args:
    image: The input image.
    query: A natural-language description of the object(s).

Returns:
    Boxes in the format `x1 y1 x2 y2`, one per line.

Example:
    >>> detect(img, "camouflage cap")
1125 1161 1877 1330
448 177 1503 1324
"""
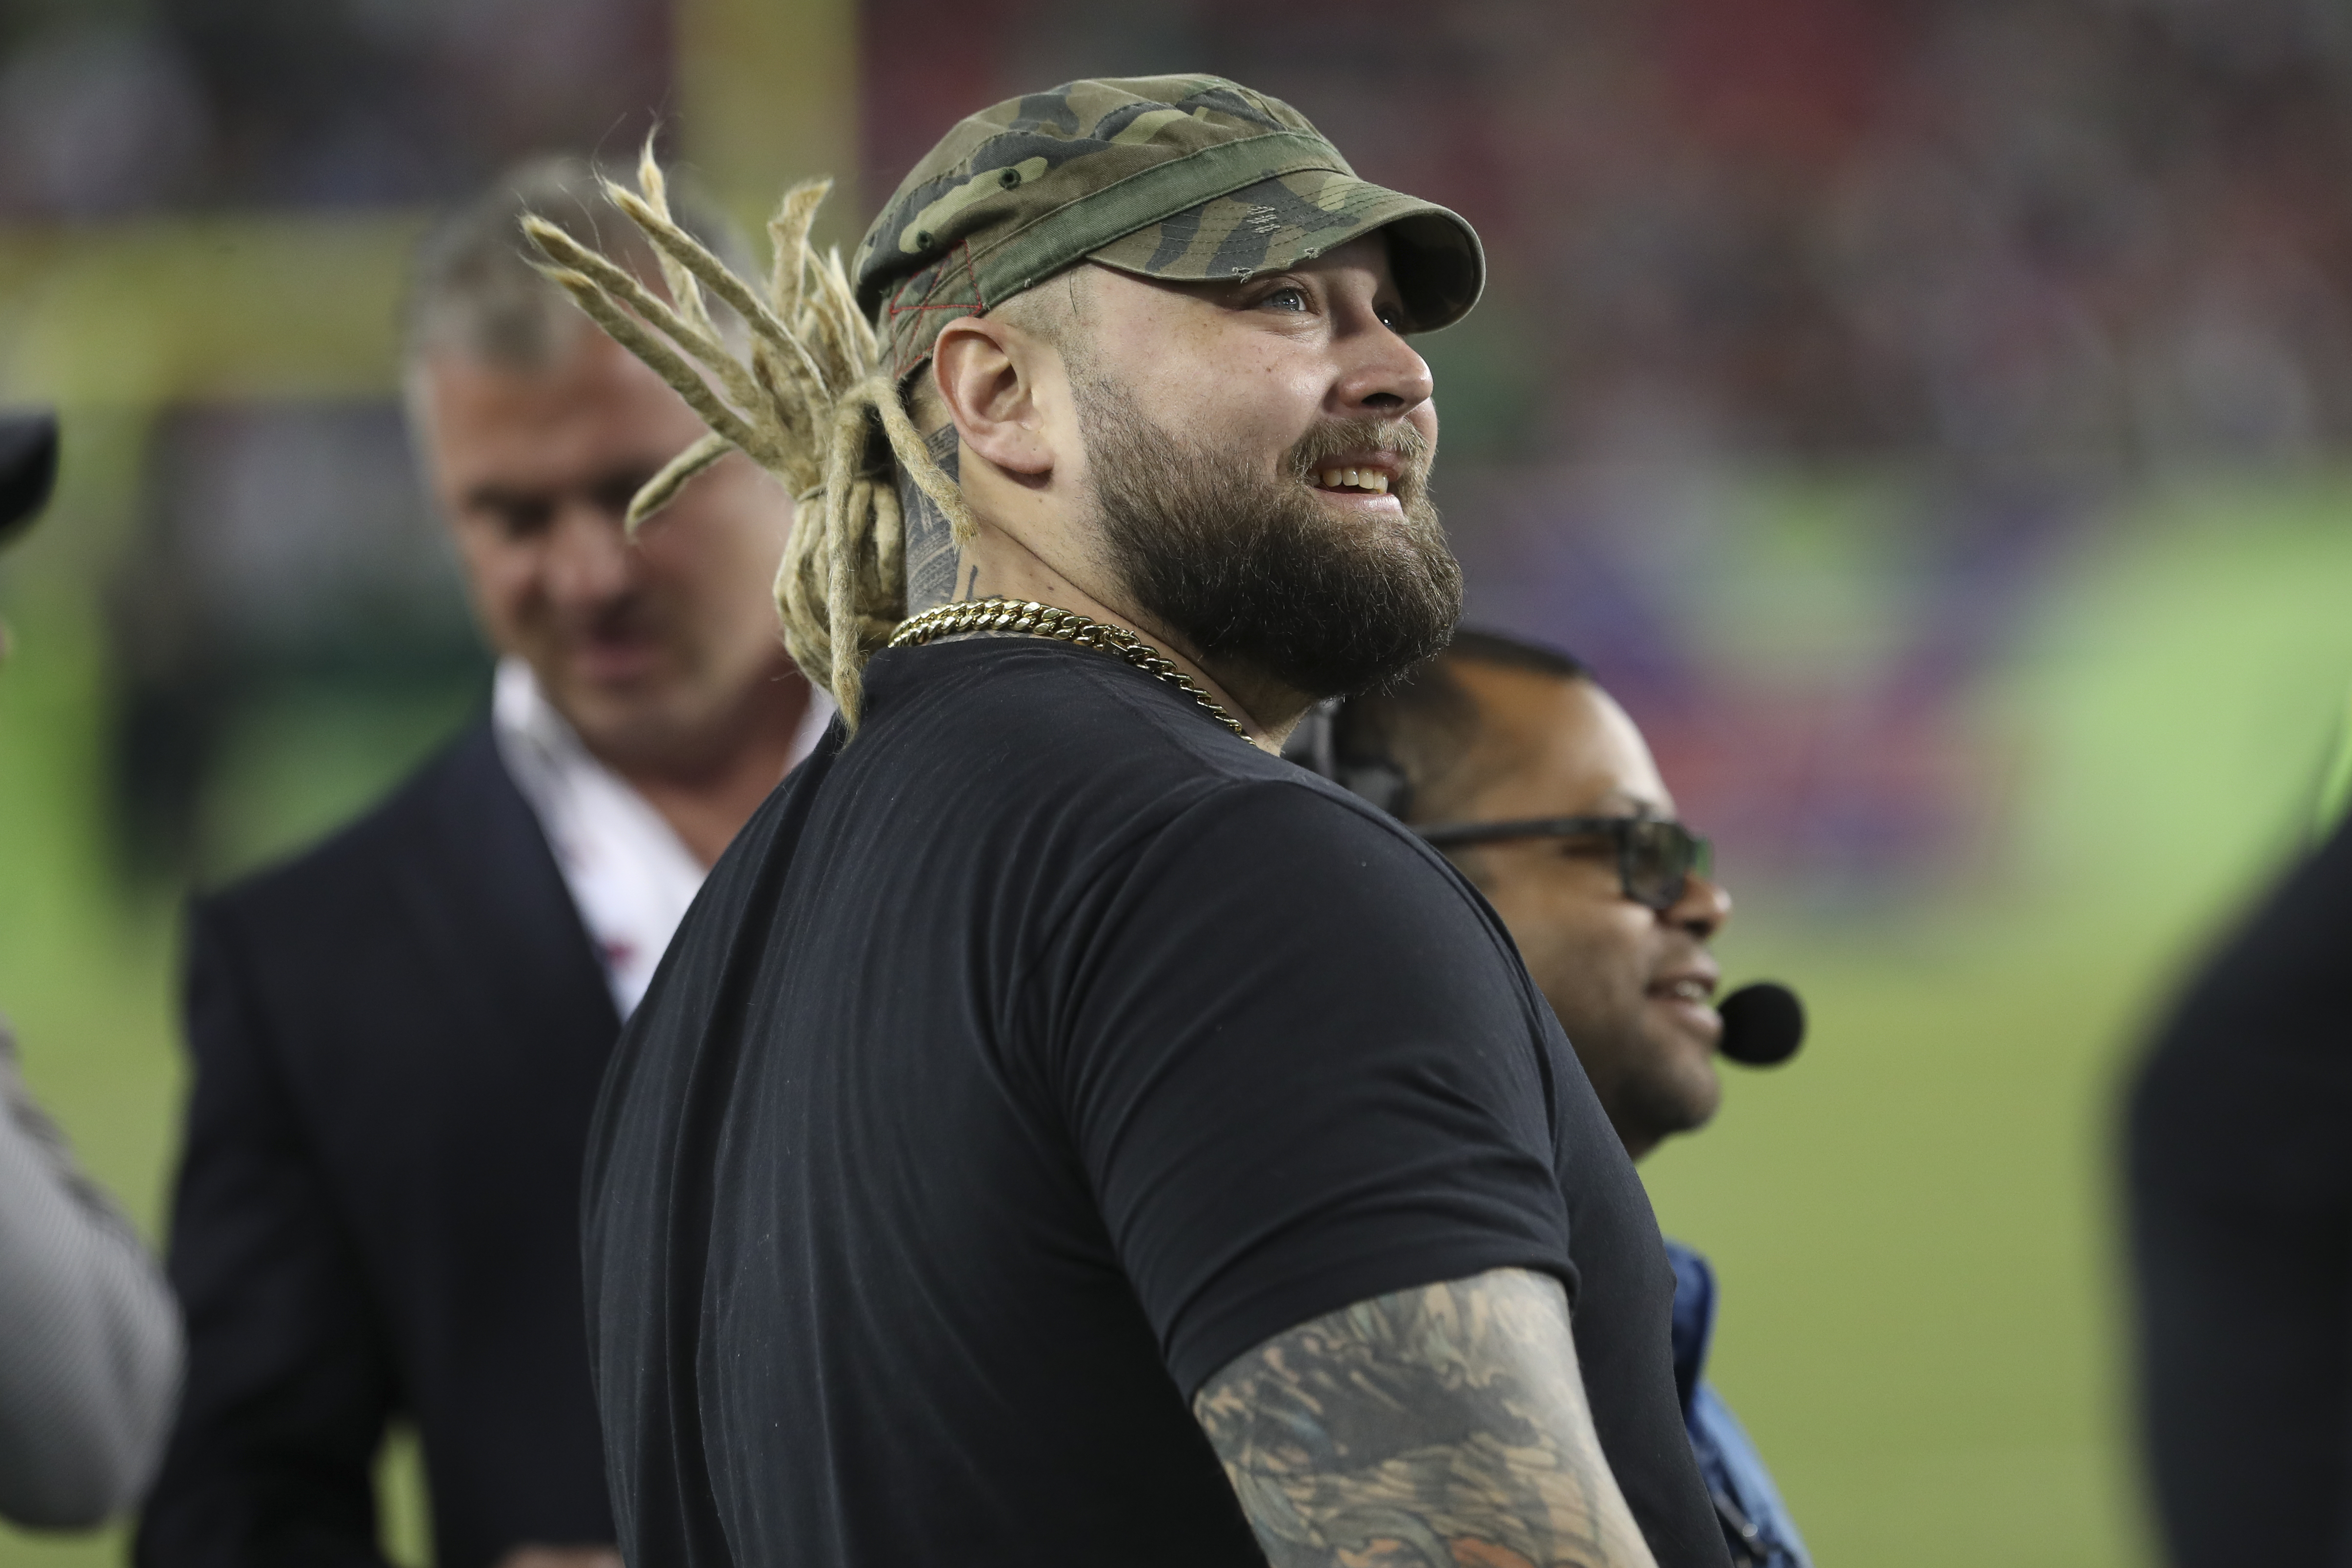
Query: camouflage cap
854 75 1485 382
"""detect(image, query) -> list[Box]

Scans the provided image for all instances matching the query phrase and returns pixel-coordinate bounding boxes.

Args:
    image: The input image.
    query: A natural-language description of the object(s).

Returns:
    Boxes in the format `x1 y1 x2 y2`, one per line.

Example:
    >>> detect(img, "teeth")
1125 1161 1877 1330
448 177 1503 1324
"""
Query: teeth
1316 467 1392 494
1667 980 1708 1003
1366 471 1388 493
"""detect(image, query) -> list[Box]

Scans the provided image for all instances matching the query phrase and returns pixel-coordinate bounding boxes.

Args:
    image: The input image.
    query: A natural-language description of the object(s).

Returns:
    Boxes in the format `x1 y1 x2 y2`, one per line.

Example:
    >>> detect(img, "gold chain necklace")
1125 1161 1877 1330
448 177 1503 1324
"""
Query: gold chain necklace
886 596 1251 742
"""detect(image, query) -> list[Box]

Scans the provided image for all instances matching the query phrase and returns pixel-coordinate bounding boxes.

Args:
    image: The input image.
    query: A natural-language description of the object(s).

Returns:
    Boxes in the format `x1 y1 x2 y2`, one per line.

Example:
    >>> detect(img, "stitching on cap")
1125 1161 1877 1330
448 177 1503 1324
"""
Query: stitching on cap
888 242 989 375
886 248 974 318
963 239 987 314
886 246 975 320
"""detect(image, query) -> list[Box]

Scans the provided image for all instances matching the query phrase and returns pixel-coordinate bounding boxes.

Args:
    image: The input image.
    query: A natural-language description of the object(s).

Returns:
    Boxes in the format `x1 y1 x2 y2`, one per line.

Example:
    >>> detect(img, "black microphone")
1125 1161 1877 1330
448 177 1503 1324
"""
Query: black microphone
0 409 57 546
1717 982 1805 1068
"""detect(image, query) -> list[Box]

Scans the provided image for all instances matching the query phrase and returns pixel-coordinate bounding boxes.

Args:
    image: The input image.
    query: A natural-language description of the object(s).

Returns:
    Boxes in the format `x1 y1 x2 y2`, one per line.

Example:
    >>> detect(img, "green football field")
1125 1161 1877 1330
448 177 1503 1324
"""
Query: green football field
0 472 2346 1566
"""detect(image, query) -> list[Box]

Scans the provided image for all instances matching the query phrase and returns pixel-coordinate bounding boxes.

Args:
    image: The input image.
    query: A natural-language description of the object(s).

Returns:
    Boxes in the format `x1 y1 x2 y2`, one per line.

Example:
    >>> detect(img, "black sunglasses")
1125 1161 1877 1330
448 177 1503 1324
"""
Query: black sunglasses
1414 814 1713 912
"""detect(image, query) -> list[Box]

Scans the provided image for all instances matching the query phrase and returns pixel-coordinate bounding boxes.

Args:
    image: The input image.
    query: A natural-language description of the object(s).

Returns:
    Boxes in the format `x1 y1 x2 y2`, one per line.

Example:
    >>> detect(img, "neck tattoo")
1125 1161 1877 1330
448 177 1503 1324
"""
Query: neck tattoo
887 597 1251 743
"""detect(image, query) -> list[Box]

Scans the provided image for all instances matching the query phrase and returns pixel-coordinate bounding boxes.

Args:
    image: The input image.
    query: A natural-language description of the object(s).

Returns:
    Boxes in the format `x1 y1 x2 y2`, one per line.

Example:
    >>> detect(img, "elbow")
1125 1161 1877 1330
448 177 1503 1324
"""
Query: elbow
0 1284 185 1529
0 1414 158 1529
0 1462 135 1531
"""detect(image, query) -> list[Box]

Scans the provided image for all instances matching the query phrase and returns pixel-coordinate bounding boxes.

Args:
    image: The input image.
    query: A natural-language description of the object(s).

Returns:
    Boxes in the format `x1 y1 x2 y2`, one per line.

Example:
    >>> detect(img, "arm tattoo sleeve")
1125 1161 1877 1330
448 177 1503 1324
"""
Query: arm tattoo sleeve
1193 1267 1658 1568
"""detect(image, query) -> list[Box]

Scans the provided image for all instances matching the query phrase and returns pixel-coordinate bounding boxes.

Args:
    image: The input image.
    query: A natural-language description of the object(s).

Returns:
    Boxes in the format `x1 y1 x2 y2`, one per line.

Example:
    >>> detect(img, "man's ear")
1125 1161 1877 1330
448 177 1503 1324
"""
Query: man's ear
932 316 1056 479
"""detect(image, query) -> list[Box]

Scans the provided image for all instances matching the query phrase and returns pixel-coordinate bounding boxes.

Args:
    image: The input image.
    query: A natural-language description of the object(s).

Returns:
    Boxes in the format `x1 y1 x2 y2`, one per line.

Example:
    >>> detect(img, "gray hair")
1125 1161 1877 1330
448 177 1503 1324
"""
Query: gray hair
523 160 969 729
405 155 752 371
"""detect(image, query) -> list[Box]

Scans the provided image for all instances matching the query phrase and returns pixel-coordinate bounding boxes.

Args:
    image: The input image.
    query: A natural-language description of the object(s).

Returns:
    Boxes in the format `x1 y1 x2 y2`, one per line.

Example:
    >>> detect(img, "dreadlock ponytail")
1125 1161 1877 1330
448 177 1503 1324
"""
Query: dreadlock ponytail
523 143 975 728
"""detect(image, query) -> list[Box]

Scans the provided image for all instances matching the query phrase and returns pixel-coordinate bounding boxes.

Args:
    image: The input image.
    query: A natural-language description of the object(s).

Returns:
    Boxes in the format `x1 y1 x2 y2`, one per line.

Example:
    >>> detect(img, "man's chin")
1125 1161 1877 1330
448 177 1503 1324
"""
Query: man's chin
1078 377 1459 704
568 639 667 689
542 670 691 761
1624 1030 1724 1137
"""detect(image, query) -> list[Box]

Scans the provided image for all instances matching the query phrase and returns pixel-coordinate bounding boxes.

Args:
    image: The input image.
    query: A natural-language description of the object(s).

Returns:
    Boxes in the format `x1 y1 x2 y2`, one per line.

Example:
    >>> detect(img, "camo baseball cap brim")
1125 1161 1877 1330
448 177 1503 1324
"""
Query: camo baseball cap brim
854 75 1485 382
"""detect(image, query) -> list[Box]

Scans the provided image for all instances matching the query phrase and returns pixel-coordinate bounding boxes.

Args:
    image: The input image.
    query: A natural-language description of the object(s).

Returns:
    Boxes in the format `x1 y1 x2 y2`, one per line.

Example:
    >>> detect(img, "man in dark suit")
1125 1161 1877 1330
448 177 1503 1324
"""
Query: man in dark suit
136 161 824 1568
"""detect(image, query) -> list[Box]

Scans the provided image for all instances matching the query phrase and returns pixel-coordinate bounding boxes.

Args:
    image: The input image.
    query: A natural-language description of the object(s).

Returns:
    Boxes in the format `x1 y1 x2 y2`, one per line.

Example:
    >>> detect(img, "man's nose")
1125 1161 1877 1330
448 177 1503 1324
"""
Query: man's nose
543 502 636 606
1331 318 1436 420
1667 872 1732 941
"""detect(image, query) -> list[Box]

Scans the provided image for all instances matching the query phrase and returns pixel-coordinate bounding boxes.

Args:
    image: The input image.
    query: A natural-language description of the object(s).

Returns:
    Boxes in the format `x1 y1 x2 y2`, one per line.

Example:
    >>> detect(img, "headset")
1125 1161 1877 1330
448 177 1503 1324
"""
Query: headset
1280 696 1412 815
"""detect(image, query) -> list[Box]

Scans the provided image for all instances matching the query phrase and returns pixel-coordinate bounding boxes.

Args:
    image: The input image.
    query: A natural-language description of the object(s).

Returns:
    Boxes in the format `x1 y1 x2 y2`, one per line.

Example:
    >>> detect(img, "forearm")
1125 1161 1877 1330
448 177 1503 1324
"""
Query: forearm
1195 1267 1659 1568
0 1063 183 1527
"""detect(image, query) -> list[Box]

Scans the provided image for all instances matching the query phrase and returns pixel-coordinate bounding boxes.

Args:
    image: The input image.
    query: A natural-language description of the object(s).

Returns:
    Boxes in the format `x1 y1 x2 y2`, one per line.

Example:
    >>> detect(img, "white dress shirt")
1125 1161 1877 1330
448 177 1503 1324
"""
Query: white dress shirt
492 657 832 1017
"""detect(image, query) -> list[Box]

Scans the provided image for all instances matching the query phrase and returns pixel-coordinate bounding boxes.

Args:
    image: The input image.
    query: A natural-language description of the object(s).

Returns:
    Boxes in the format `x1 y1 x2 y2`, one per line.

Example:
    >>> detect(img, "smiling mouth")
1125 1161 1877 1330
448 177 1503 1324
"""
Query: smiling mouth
1653 978 1716 1005
1313 466 1392 496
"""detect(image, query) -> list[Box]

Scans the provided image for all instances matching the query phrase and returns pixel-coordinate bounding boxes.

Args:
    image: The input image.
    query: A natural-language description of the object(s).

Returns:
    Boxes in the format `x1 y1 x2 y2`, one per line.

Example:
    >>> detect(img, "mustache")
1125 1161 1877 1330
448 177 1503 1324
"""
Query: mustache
1282 419 1434 496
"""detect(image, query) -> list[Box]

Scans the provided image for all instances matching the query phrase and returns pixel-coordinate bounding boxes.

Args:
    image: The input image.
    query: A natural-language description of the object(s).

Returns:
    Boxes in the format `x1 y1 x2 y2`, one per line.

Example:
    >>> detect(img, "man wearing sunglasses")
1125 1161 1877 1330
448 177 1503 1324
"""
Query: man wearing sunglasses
1297 629 1809 1568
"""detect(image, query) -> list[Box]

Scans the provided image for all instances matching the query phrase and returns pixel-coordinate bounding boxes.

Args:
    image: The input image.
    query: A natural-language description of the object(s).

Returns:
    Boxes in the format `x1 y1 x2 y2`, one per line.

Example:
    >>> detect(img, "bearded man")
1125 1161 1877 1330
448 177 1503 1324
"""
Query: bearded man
568 77 1731 1568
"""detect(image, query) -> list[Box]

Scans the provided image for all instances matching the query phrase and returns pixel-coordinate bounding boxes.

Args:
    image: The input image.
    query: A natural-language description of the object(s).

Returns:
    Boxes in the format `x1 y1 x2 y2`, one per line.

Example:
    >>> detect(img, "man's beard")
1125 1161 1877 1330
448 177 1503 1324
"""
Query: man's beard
1075 374 1463 702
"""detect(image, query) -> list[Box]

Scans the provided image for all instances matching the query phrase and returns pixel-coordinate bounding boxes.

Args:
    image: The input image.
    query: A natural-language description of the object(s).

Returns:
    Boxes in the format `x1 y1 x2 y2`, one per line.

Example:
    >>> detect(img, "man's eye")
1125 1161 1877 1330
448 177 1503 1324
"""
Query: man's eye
1260 285 1309 313
591 475 654 518
484 503 552 541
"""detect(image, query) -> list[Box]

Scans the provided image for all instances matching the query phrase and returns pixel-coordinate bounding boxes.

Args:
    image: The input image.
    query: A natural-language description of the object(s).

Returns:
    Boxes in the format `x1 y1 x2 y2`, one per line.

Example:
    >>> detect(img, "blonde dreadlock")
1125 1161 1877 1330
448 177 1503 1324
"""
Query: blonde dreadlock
522 143 974 727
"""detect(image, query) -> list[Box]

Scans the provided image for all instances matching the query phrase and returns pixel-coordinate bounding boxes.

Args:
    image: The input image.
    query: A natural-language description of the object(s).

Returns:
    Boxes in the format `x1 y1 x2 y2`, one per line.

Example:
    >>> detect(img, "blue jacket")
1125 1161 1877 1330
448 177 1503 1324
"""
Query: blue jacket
1666 1240 1811 1568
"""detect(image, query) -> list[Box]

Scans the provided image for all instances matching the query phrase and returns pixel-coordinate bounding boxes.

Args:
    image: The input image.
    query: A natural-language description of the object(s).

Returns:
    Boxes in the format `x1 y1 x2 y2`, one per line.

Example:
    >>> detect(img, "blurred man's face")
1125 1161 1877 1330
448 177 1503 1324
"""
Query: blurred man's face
416 328 792 775
1440 665 1734 1159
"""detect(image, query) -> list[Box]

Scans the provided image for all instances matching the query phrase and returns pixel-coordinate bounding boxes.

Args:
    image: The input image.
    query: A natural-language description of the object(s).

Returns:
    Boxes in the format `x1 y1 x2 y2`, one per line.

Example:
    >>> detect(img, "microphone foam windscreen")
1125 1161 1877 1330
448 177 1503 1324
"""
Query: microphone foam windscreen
0 411 57 546
1718 981 1806 1067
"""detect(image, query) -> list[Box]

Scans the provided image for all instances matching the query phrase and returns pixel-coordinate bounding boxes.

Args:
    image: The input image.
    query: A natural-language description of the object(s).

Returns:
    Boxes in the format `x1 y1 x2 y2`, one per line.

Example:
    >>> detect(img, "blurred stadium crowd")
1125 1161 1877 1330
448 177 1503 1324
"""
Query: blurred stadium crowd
11 0 2352 468
0 0 668 215
865 0 2352 476
7 0 2350 891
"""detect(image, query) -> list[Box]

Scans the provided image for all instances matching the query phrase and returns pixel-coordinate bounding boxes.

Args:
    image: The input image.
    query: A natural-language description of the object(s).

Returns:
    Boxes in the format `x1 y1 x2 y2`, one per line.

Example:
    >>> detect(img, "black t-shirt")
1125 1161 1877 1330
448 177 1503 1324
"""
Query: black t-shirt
583 636 1729 1568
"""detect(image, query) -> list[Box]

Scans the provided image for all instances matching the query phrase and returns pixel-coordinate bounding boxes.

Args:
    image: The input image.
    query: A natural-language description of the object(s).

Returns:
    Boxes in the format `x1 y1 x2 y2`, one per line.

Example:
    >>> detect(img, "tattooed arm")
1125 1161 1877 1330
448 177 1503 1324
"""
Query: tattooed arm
1193 1267 1660 1568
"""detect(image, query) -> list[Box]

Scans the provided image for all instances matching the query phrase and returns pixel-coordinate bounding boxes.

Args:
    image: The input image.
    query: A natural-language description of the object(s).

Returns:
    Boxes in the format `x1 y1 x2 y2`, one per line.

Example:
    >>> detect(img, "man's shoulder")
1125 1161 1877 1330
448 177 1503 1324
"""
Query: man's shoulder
866 636 1262 759
197 716 519 931
861 638 1391 823
873 641 1470 882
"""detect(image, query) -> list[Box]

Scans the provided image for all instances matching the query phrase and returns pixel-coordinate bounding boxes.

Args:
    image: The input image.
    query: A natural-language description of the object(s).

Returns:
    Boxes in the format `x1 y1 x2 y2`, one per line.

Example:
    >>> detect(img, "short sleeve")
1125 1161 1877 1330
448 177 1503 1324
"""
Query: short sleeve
1048 778 1577 1397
